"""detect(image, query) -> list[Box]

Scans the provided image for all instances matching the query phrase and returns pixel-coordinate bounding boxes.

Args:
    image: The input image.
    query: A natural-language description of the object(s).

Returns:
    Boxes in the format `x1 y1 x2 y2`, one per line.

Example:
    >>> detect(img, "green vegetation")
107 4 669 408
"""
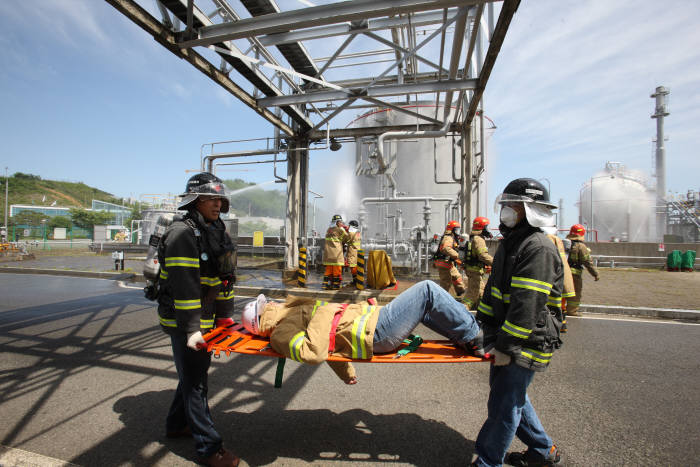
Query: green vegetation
0 172 122 208
224 178 285 218
238 220 280 236
68 208 113 230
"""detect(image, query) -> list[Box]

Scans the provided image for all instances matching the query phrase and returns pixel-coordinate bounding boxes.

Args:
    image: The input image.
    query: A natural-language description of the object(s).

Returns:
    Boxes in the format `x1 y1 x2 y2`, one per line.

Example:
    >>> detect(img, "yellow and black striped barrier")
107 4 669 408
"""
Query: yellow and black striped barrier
354 249 365 290
297 246 307 287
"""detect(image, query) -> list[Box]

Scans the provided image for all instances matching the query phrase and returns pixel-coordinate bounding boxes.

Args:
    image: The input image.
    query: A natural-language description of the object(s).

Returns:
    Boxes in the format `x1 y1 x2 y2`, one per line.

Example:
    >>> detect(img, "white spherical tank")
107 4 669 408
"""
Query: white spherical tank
579 163 655 242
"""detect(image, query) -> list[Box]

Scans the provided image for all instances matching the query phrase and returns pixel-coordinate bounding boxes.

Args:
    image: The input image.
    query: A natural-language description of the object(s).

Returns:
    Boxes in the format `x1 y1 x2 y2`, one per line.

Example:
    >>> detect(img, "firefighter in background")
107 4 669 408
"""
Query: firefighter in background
323 214 349 290
566 224 600 316
345 220 362 286
546 233 576 333
462 217 494 310
433 220 466 297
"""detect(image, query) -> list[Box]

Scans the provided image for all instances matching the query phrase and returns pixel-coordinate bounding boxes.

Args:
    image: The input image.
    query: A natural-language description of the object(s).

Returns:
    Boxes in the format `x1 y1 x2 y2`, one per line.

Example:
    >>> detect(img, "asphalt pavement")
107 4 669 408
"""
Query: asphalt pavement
1 273 699 466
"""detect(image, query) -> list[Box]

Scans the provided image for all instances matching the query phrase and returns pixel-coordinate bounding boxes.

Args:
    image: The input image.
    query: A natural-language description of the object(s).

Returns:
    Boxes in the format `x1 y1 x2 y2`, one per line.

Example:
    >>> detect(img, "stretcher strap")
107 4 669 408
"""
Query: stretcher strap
328 304 349 353
395 334 423 358
274 357 286 388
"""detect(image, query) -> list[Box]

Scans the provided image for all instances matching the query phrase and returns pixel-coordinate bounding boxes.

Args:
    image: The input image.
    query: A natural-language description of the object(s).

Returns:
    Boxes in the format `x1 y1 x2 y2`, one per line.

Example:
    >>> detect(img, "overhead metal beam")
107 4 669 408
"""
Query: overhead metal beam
257 79 478 107
159 0 313 131
308 123 461 140
465 0 521 125
258 9 460 46
179 0 496 48
105 0 295 135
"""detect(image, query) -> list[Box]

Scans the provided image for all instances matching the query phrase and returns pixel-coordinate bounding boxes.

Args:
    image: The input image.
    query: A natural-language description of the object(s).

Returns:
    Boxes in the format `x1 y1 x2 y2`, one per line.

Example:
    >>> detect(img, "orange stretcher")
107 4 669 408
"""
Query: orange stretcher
203 323 489 364
203 323 490 387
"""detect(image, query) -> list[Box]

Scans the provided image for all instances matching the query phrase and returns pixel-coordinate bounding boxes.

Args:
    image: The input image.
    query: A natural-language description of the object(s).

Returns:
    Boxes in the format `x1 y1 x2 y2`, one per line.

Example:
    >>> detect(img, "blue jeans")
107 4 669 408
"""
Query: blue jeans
474 363 553 467
168 333 222 458
372 280 479 353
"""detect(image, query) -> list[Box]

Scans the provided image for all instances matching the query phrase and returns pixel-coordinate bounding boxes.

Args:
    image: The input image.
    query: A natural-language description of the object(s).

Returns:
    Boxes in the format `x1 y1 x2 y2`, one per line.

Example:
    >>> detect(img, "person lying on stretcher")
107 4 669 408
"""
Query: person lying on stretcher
241 280 485 385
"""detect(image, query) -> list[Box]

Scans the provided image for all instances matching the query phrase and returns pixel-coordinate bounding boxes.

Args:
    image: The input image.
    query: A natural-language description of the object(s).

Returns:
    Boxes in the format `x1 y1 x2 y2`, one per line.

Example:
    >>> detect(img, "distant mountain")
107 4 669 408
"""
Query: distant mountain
0 172 123 209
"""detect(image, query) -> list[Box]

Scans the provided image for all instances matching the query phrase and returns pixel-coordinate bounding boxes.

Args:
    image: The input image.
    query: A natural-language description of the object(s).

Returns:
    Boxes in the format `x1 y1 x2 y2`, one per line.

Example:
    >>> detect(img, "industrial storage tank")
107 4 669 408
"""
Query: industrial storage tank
578 162 655 242
350 103 486 240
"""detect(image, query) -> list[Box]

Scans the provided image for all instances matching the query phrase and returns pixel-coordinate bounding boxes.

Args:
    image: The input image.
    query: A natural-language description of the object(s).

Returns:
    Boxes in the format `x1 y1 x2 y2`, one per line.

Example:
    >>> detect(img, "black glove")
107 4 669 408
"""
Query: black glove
144 282 160 301
221 273 236 295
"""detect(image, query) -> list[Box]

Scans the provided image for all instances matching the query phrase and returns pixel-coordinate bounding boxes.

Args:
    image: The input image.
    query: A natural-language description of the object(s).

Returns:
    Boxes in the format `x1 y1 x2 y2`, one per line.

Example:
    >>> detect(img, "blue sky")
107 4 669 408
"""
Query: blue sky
1 0 699 230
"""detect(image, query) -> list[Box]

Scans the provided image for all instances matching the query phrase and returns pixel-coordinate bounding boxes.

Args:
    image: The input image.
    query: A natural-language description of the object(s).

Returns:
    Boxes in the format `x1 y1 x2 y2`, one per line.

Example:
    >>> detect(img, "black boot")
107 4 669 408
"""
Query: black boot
506 445 561 466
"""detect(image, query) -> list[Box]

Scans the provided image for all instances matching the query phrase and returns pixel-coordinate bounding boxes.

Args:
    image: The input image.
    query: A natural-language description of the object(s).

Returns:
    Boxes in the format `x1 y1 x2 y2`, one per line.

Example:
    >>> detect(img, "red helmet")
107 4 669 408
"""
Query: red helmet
445 220 461 232
570 224 586 236
472 217 490 230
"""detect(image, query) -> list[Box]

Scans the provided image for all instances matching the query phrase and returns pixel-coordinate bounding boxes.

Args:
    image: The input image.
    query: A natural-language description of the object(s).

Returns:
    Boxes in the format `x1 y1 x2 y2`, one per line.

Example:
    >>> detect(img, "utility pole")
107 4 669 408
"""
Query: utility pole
3 167 8 233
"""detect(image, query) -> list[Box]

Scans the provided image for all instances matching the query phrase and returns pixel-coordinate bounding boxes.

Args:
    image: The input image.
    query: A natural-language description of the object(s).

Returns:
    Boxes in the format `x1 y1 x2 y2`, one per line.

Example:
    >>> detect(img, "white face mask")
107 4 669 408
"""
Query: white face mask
500 206 519 228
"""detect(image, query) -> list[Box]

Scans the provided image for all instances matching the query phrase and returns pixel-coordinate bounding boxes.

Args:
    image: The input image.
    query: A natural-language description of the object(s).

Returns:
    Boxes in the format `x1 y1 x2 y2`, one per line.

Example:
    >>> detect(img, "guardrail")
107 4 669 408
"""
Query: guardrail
592 255 699 269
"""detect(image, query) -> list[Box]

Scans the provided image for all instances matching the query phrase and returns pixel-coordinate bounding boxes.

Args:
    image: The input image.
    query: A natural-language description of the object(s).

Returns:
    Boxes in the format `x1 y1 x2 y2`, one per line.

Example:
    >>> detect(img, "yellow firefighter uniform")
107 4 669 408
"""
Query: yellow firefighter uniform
566 234 599 315
433 231 465 296
463 230 494 309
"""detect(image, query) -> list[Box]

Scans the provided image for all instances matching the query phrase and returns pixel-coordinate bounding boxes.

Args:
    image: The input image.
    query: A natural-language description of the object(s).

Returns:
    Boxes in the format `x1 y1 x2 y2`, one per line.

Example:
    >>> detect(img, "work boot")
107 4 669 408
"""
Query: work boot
506 445 561 466
560 321 568 333
200 447 240 467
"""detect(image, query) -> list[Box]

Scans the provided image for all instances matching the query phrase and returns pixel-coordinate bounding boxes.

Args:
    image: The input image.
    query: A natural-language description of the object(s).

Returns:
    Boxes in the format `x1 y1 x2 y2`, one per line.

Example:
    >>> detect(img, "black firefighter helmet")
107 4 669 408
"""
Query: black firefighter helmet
178 172 230 213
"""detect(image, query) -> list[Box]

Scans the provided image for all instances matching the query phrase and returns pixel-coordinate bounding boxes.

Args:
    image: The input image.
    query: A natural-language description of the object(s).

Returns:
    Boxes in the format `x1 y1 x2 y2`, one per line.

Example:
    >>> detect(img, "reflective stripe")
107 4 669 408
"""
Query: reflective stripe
200 318 214 329
200 276 222 286
289 331 306 362
174 299 201 310
159 269 168 280
325 237 344 242
160 317 177 328
310 300 328 318
511 276 552 295
164 256 200 268
434 260 452 268
503 293 510 304
216 291 234 301
502 320 532 339
563 291 576 298
477 301 494 316
521 347 553 363
492 287 503 300
477 247 488 254
351 304 375 359
547 296 562 308
571 268 583 275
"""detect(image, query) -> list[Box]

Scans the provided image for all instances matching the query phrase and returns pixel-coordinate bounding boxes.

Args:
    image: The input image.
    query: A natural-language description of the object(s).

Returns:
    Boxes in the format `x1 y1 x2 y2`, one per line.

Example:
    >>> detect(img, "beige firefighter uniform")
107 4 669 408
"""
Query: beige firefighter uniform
433 232 465 296
547 234 576 331
346 229 361 273
463 230 493 309
258 297 380 383
323 224 349 289
566 234 599 315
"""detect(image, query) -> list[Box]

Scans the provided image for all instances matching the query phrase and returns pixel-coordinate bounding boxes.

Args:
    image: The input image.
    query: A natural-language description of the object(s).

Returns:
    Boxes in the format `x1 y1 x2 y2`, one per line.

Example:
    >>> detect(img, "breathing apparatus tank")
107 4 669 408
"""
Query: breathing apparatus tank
143 213 178 300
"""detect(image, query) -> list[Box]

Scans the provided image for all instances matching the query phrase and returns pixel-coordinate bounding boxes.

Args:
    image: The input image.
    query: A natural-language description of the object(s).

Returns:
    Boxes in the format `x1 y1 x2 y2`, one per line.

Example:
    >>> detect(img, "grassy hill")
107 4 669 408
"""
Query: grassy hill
0 172 122 209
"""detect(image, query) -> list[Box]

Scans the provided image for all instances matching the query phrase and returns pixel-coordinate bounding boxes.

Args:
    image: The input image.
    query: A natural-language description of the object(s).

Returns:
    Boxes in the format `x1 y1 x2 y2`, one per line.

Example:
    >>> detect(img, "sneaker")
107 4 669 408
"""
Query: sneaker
506 445 560 466
200 447 240 467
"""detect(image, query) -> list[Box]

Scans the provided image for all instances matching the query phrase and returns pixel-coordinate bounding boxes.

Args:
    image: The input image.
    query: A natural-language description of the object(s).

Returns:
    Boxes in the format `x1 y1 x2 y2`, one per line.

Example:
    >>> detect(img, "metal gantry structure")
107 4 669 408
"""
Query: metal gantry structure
106 0 520 270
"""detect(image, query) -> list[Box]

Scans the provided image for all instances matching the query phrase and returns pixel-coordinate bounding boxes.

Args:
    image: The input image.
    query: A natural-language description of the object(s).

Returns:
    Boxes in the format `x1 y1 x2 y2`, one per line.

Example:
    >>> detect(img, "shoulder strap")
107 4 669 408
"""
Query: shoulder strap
328 304 350 354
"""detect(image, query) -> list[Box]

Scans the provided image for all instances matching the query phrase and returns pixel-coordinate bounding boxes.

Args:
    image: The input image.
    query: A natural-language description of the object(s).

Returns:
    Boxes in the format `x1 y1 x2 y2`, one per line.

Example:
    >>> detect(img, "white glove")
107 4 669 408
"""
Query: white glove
186 331 206 350
492 349 512 366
